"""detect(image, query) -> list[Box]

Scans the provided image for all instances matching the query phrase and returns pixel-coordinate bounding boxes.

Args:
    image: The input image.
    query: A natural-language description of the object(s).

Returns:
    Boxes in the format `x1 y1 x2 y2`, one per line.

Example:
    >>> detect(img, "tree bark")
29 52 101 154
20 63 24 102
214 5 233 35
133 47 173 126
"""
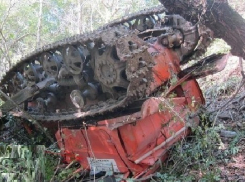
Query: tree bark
159 0 245 59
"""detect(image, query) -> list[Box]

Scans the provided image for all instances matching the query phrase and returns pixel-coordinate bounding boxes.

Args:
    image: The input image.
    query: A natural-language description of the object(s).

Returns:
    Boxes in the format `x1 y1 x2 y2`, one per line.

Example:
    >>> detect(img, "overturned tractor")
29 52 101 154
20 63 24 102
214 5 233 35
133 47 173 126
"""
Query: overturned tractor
0 5 228 181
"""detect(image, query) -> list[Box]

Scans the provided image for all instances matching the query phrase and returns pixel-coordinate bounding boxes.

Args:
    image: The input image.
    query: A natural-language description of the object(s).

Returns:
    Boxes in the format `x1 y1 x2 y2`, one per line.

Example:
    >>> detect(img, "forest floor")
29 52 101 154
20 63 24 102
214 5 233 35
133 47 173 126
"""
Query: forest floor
198 56 245 182
0 56 244 181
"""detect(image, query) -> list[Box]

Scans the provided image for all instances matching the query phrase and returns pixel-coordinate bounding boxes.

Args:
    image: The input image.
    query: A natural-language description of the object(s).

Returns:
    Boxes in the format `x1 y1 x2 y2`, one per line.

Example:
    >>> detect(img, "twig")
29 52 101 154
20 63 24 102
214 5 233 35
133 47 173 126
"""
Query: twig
36 0 43 48
133 173 157 181
228 110 234 121
65 160 76 170
61 167 84 182
237 137 245 145
10 33 36 48
0 30 12 67
83 122 97 181
159 98 186 124
50 157 61 182
239 57 245 78
0 1 16 30
151 176 157 182
212 109 221 128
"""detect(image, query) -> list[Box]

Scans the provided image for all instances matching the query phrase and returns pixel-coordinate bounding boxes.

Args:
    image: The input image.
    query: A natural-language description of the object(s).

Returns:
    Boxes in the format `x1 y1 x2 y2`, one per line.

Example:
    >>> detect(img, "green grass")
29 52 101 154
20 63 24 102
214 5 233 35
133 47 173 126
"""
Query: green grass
155 122 223 182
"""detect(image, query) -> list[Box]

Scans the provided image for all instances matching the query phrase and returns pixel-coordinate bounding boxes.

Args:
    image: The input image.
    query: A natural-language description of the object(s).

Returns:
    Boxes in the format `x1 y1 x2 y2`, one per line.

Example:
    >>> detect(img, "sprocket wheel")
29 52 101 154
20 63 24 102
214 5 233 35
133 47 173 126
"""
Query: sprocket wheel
93 46 129 90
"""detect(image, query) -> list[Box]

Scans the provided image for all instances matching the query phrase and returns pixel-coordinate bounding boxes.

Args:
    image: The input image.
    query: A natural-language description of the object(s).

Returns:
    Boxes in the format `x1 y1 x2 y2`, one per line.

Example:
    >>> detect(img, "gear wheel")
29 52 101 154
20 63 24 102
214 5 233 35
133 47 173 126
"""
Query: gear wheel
93 46 129 90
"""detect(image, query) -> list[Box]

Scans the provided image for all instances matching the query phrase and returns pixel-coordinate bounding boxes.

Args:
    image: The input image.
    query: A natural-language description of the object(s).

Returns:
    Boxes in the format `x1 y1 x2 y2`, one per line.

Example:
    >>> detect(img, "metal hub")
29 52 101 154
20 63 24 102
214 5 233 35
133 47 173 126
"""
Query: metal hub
100 64 117 84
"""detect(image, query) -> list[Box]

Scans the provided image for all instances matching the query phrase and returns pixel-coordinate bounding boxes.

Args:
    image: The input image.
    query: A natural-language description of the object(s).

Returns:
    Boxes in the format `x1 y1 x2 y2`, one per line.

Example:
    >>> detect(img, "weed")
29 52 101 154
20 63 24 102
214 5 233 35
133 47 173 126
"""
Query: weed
223 131 245 156
202 76 239 99
155 121 223 182
44 154 60 181
205 39 231 56
0 145 45 182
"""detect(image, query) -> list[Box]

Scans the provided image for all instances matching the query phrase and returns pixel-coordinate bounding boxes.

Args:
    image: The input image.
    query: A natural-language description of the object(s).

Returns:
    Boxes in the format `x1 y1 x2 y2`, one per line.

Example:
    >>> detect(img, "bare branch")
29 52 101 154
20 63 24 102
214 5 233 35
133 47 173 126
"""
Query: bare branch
239 57 245 78
0 1 16 31
10 33 36 49
0 29 12 67
36 0 43 48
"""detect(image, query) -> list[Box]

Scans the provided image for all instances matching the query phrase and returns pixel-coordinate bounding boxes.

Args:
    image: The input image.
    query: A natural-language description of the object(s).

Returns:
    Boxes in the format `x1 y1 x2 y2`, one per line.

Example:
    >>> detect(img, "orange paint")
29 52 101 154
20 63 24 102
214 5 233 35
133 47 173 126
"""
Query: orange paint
55 43 204 179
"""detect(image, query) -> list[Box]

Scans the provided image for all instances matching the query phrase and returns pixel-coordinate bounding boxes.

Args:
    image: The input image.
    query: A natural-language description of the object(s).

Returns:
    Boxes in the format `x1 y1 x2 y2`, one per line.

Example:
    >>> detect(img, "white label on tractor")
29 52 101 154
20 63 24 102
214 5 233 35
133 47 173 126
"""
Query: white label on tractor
87 158 120 174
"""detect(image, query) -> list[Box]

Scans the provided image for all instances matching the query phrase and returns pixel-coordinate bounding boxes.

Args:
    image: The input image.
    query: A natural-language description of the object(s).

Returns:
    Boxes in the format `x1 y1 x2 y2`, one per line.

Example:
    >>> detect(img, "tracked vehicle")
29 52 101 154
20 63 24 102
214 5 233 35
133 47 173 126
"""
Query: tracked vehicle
0 5 227 181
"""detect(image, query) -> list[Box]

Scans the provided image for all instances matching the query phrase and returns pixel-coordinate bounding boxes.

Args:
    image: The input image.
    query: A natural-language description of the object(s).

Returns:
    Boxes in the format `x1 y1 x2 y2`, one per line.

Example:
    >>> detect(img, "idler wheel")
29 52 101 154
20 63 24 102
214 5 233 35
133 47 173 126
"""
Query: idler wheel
23 62 44 82
12 72 27 91
41 52 61 78
62 45 84 75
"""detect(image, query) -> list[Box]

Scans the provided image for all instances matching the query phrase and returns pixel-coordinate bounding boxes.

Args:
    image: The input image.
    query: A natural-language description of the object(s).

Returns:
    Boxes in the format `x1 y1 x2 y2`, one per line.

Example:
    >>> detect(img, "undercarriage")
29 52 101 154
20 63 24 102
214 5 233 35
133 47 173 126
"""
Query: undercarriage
0 5 228 181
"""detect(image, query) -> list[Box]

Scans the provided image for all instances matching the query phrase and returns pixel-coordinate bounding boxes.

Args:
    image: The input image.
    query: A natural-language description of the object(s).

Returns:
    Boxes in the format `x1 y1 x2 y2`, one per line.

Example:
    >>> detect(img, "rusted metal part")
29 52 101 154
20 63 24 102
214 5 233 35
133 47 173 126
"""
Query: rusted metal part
56 79 204 179
0 7 212 123
100 6 167 29
1 77 55 111
0 5 230 180
179 53 229 80
55 31 207 179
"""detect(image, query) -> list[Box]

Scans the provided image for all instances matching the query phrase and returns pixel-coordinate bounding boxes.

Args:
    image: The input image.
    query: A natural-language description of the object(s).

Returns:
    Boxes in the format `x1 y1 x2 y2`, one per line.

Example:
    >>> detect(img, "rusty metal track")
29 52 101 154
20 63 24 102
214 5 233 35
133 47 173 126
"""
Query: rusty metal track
0 5 213 123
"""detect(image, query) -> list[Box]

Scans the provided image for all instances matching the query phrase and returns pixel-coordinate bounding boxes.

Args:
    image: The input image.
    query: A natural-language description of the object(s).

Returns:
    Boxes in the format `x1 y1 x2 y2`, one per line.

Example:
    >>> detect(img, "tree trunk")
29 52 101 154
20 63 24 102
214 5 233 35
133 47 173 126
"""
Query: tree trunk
159 0 245 59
